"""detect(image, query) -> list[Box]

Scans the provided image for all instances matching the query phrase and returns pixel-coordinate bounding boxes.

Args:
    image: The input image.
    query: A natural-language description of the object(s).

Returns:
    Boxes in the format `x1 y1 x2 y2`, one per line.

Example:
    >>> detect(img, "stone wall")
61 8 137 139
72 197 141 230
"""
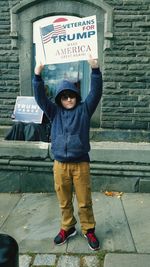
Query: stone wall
0 0 150 140
103 0 150 132
0 0 19 126
1 140 150 193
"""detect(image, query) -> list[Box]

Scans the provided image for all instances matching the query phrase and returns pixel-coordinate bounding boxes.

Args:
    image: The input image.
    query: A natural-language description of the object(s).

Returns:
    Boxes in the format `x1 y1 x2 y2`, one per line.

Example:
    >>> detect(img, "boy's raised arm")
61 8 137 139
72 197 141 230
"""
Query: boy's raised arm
33 63 56 120
85 56 103 116
34 63 45 76
88 57 99 69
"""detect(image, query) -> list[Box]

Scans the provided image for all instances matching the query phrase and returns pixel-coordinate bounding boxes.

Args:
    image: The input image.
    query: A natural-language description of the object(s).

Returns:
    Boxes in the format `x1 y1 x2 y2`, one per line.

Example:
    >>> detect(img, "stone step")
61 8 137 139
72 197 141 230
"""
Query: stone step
0 140 150 192
1 125 150 142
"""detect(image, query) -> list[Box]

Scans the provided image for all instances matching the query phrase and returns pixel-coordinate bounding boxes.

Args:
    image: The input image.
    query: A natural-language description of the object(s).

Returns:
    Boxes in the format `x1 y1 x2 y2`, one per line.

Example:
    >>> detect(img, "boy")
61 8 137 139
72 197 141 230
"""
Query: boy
33 58 103 250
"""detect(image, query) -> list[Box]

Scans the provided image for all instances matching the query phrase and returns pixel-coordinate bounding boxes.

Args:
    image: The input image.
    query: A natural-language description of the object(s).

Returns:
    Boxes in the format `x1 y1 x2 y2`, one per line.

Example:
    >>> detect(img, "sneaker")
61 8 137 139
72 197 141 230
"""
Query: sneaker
54 227 77 245
84 229 100 251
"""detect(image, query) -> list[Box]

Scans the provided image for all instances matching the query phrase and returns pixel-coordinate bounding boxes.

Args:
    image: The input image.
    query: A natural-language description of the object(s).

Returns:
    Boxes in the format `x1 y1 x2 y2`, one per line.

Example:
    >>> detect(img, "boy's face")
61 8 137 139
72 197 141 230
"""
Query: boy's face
60 91 77 109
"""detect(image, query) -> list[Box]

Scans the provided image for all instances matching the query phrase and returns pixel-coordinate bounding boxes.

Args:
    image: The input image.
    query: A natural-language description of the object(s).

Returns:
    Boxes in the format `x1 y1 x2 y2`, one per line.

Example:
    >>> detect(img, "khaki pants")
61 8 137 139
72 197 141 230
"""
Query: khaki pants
53 160 96 234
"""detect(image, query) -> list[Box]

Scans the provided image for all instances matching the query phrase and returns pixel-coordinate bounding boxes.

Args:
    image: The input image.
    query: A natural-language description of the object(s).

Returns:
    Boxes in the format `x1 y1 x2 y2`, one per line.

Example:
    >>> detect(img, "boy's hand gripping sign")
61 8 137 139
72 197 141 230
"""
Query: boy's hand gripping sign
34 15 98 65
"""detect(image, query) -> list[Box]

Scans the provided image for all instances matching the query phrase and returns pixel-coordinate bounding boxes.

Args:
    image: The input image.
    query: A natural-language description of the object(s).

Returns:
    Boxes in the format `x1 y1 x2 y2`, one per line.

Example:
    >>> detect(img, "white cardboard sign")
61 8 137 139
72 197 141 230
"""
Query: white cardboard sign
13 97 43 123
34 15 98 65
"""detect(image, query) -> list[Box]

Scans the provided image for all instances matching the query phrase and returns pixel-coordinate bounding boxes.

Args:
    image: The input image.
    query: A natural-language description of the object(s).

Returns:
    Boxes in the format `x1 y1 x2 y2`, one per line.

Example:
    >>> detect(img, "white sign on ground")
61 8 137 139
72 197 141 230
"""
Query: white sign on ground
13 97 43 123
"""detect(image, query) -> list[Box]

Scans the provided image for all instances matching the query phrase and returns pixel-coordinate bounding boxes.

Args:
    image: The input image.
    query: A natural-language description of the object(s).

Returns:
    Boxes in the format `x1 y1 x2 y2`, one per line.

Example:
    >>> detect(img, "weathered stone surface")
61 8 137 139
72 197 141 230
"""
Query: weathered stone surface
19 255 32 267
0 170 20 192
90 142 150 164
57 255 80 267
33 254 56 266
0 193 21 227
0 193 66 254
82 255 100 267
122 193 150 253
0 140 49 159
0 192 150 259
139 178 150 193
104 253 150 267
68 193 135 253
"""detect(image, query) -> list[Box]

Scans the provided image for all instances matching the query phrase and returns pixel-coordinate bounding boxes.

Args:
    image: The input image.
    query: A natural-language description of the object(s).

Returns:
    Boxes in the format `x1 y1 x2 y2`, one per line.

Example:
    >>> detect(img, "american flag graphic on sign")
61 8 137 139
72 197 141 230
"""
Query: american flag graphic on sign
40 24 66 44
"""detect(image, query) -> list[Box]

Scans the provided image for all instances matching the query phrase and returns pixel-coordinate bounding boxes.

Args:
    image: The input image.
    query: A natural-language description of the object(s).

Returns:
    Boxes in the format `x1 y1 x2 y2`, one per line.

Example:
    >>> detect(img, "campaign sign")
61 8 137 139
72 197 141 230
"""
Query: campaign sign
13 97 43 123
34 15 98 65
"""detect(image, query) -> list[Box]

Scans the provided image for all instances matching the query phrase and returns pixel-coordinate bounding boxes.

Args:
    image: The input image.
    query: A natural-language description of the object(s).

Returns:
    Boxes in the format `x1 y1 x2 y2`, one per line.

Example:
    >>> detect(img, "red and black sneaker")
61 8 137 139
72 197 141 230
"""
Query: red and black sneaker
84 229 100 251
54 227 77 245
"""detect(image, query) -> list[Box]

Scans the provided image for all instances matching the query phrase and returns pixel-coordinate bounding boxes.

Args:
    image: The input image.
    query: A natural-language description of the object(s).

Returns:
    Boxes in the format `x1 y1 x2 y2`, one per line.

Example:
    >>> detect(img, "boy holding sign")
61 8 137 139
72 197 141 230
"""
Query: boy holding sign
33 57 102 250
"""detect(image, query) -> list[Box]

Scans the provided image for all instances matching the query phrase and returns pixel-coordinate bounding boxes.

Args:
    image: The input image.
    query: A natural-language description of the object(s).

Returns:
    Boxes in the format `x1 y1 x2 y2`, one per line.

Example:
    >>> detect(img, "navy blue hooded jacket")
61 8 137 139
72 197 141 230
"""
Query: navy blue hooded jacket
33 68 103 162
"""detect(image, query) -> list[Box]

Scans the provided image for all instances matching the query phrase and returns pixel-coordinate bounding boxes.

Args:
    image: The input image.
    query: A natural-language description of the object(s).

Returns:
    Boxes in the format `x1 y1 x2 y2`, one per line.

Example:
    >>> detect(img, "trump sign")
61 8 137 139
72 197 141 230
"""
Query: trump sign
13 97 43 123
33 15 98 65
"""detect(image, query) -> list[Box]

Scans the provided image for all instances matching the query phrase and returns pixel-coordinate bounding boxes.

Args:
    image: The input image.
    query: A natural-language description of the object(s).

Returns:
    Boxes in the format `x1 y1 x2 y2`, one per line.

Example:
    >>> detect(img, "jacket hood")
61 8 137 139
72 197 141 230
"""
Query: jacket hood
55 79 81 105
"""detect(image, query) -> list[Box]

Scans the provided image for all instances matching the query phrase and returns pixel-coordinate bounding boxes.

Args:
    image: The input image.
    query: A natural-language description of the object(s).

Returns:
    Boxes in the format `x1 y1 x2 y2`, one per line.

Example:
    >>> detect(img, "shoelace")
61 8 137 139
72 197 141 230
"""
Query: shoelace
87 232 97 242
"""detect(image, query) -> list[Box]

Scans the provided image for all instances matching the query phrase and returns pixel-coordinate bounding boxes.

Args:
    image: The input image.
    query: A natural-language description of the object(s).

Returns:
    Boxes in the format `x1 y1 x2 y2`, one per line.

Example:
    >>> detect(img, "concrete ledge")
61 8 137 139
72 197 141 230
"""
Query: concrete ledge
2 126 150 142
0 140 50 159
90 128 150 142
0 126 11 138
1 140 150 162
139 179 150 193
90 142 150 163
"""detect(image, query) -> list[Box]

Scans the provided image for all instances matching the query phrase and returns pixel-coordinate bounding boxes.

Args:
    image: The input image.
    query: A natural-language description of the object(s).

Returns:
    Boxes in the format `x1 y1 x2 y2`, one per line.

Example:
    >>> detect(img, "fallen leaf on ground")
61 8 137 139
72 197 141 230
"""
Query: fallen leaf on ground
104 191 123 197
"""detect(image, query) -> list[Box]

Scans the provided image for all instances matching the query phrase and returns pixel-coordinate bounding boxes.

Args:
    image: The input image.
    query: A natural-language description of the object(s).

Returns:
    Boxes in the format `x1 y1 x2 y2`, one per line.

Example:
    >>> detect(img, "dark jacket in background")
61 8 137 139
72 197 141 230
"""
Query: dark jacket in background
5 113 50 142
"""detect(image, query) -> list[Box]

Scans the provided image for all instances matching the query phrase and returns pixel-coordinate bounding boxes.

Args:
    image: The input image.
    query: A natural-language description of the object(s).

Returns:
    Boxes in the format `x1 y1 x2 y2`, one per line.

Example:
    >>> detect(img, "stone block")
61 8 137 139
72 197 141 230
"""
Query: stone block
57 255 80 267
90 142 150 164
33 254 56 266
20 171 54 193
0 171 20 192
91 175 139 193
19 255 32 267
0 140 49 159
82 256 100 267
139 178 150 192
104 253 150 267
122 193 150 253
